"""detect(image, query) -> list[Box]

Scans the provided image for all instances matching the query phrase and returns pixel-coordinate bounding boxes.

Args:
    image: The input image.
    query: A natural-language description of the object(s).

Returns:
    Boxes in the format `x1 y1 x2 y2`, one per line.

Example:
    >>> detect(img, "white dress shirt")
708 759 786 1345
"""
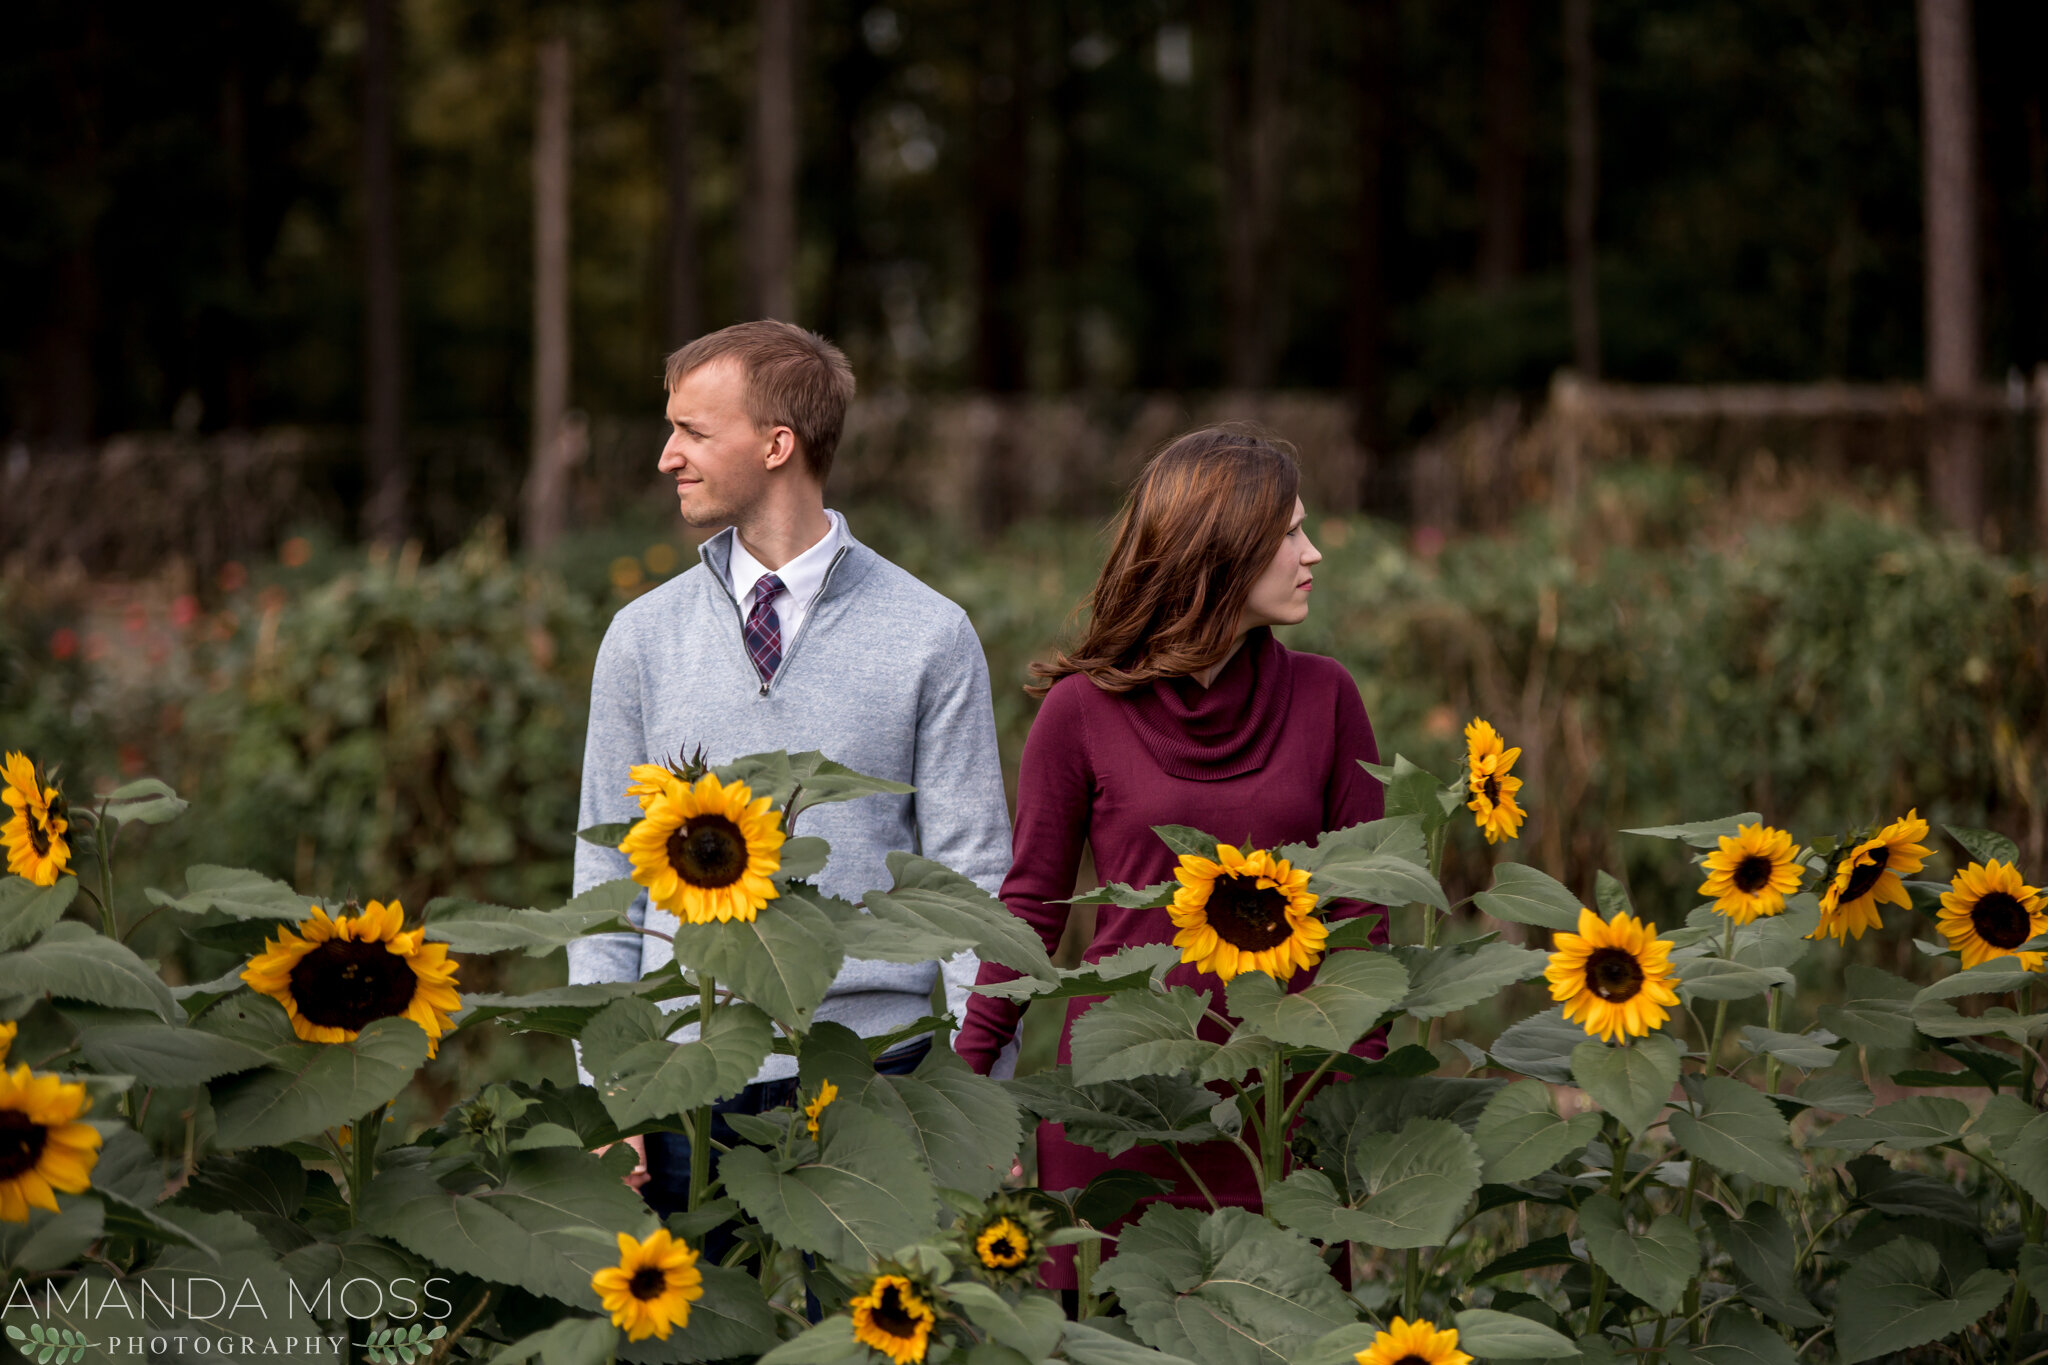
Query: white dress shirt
726 509 846 647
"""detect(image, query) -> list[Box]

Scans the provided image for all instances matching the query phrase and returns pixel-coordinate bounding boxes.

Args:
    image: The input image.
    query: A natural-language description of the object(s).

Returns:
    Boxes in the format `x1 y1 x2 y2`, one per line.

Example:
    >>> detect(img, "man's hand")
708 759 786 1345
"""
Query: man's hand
598 1133 650 1190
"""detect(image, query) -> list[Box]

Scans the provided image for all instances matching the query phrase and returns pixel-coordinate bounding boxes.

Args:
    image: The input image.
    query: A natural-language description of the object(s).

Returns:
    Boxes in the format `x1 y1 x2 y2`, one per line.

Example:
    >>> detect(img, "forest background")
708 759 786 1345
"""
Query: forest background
1 0 2046 1095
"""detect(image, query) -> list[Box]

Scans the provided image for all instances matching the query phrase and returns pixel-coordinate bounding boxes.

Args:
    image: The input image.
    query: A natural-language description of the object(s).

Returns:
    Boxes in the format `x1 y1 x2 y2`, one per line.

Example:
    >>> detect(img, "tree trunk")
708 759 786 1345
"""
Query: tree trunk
361 0 408 544
1918 0 1983 535
748 0 800 321
973 0 1028 393
664 0 700 348
524 30 574 552
1477 0 1529 292
1563 0 1600 380
1348 0 1394 506
1212 0 1294 390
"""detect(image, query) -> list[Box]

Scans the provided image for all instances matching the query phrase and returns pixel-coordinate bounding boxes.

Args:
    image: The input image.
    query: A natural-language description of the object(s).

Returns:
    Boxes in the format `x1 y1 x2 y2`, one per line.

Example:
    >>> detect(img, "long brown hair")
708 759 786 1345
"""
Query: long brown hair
1029 425 1300 697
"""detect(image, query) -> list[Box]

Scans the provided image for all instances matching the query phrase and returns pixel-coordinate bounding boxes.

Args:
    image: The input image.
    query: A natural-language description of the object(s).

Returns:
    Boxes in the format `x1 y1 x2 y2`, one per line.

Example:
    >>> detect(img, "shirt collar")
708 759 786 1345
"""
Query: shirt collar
727 509 845 609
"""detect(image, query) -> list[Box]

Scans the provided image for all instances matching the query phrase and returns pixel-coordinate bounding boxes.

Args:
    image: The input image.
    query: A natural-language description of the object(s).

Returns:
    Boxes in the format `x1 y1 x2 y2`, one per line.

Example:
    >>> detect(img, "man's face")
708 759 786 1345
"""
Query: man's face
658 357 775 528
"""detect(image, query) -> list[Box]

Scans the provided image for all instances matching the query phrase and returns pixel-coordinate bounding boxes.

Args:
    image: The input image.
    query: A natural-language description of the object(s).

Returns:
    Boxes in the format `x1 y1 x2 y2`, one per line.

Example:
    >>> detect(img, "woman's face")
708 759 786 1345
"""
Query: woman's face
1239 498 1321 631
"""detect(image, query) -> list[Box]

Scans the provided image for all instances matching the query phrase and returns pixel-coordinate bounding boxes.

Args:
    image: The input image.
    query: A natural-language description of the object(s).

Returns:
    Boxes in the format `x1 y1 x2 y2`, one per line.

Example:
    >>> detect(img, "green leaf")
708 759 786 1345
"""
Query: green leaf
1577 1194 1697 1313
365 1148 651 1308
1150 825 1222 860
1095 1205 1355 1365
0 1199 104 1278
1006 1070 1222 1156
1283 816 1426 871
622 1265 779 1362
77 1021 271 1087
772 750 916 823
1819 1096 1972 1152
944 1282 1063 1359
865 854 1055 983
971 943 1181 1004
1397 943 1548 1020
1363 755 1453 836
1833 1236 2009 1363
103 777 188 827
1059 1320 1200 1365
1307 854 1448 912
1268 1116 1482 1248
1913 959 2038 1003
207 1011 432 1148
1786 1066 1873 1116
1570 1034 1680 1137
2002 1111 2048 1207
0 877 78 951
1224 951 1408 1050
146 864 311 920
1593 872 1633 922
585 999 774 1129
1818 966 1919 1049
1621 813 1763 848
754 1317 865 1365
1676 957 1793 1003
1451 1309 1580 1360
880 1050 1023 1199
1736 1026 1839 1071
1488 1007 1585 1085
488 1316 617 1365
1072 1170 1178 1229
721 1102 939 1263
1473 1080 1602 1183
1666 1075 1804 1186
669 885 844 1030
1069 987 1214 1084
1062 881 1177 909
0 922 178 1019
1701 1202 1824 1329
1945 824 2019 867
422 892 634 957
1666 1310 1798 1365
576 823 632 849
1472 864 1585 932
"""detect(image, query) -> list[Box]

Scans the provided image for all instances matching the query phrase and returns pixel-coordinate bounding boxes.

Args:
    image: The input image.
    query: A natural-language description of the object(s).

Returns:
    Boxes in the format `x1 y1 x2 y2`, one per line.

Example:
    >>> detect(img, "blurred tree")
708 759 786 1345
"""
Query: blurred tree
664 0 701 349
1563 0 1601 380
1347 0 1393 490
525 25 575 551
1207 0 1295 390
362 0 410 543
1476 0 1529 293
749 0 800 321
971 0 1028 393
1917 0 1982 535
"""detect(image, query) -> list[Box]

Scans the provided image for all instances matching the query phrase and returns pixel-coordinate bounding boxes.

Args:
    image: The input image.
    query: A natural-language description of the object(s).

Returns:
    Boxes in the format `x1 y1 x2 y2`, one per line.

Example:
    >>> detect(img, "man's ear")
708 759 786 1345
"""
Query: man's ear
762 424 801 471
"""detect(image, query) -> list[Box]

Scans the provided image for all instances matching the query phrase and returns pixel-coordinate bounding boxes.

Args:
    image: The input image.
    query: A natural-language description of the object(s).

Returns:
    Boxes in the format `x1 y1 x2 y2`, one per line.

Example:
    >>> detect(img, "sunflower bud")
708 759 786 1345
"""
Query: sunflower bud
954 1194 1052 1289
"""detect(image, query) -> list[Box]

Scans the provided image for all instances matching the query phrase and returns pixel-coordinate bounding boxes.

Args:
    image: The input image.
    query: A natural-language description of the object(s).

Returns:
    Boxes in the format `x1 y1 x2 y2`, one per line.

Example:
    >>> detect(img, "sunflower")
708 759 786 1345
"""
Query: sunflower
1697 823 1802 923
850 1274 936 1365
591 1229 703 1341
240 900 462 1058
0 1065 101 1223
1168 844 1325 982
1463 719 1526 844
1811 811 1932 943
1 753 70 887
0 1022 16 1066
1937 860 2048 971
1545 907 1681 1044
620 773 785 925
626 763 681 812
1352 1317 1473 1365
804 1079 838 1139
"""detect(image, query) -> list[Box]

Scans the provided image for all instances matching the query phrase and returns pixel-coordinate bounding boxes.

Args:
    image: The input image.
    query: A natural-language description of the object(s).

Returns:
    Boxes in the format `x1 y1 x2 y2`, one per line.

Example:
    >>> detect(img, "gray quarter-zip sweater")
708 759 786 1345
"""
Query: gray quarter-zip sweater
565 520 1011 1083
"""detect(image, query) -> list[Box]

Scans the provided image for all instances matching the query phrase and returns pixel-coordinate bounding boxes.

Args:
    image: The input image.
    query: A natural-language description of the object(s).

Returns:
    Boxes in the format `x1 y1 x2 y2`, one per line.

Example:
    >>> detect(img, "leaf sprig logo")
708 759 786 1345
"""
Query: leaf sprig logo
354 1323 446 1364
5 1324 97 1364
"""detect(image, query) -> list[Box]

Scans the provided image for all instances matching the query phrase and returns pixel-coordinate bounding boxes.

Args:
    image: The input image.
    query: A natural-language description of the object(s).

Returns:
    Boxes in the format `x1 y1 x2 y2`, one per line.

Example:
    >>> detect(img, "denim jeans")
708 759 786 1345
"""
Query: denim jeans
642 1036 933 1256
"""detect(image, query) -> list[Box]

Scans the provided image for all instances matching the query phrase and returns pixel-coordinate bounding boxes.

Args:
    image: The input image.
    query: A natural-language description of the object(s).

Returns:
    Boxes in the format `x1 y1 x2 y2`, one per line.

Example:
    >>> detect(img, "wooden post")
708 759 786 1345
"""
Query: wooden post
524 30 573 551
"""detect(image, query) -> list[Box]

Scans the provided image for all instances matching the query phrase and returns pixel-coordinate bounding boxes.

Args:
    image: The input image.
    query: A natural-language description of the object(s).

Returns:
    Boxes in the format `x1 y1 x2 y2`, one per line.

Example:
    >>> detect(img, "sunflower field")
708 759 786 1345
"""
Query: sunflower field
0 718 2045 1365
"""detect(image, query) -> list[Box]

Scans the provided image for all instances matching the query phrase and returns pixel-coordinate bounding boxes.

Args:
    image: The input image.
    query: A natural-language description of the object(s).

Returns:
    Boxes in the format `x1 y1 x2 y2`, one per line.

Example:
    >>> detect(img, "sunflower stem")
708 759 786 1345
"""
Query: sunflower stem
688 973 716 1214
1401 1247 1421 1320
93 810 118 941
1260 1054 1286 1197
348 1103 386 1227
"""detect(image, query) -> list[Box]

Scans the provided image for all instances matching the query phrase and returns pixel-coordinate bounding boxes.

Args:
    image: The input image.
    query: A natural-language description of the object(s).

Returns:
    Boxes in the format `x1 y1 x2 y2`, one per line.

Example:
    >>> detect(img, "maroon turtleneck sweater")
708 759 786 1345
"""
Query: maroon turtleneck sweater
955 629 1384 1282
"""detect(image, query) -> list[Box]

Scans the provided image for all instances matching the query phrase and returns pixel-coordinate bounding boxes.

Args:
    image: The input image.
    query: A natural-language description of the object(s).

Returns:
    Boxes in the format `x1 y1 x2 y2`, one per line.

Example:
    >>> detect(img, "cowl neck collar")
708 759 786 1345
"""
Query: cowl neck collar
1121 627 1294 781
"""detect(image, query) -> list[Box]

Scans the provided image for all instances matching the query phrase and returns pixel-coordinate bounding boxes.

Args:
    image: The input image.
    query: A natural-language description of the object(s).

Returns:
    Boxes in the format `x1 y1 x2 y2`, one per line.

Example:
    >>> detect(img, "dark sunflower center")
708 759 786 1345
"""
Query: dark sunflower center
871 1285 919 1338
984 1234 1021 1264
1206 875 1295 952
1972 892 2033 950
1482 776 1501 804
667 815 747 888
627 1267 668 1301
1585 947 1645 1003
0 1109 48 1180
1732 854 1775 894
1841 848 1890 903
26 815 50 858
1394 1357 1430 1365
290 939 419 1031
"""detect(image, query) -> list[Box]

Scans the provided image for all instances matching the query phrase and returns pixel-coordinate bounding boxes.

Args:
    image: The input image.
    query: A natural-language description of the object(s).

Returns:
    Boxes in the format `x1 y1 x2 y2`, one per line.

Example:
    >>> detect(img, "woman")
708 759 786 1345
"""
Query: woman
953 425 1385 1285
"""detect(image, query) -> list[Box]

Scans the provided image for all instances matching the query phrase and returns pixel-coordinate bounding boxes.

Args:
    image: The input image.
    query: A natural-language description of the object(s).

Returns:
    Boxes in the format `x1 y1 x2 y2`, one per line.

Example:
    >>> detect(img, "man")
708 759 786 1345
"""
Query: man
566 320 1011 1212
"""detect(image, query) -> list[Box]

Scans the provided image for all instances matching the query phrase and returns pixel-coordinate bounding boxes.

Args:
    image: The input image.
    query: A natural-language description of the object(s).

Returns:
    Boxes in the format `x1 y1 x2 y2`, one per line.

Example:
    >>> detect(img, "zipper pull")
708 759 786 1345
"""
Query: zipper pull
759 681 770 697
